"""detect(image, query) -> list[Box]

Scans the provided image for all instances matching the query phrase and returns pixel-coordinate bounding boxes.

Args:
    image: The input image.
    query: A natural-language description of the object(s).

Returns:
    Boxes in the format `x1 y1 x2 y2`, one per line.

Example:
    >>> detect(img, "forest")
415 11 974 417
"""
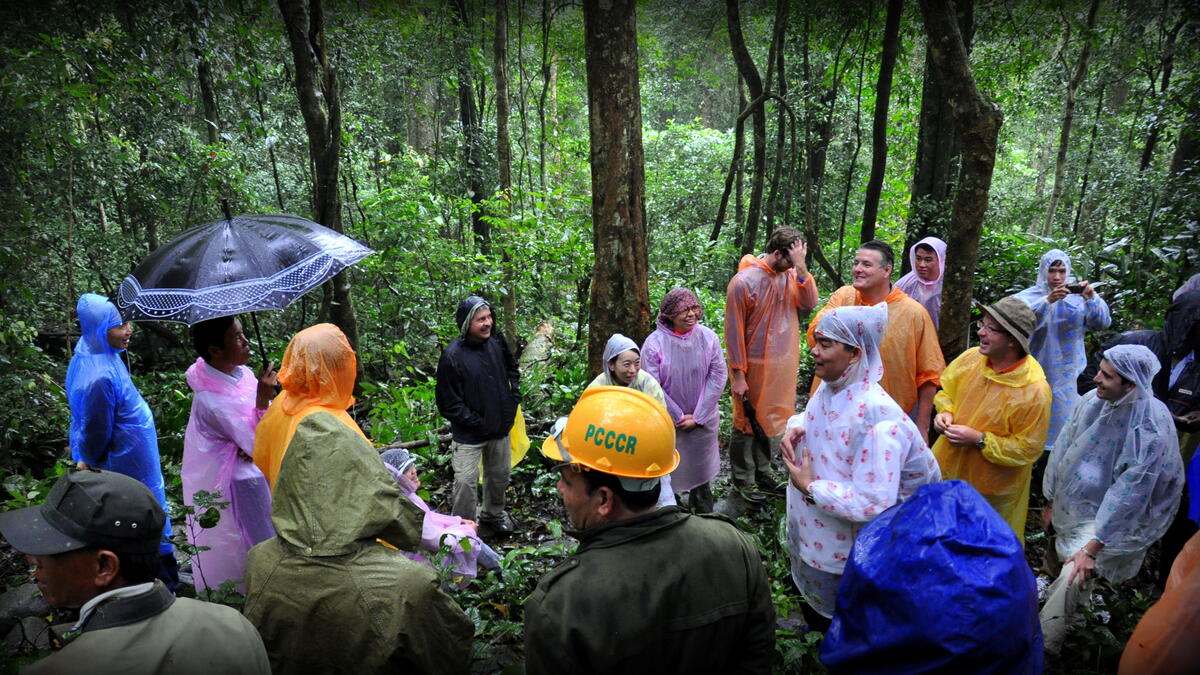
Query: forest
1 0 1197 672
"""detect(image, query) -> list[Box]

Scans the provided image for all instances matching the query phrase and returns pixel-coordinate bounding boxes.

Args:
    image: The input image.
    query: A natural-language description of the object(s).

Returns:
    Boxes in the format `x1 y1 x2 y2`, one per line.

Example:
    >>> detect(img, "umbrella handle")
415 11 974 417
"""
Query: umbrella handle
250 311 270 372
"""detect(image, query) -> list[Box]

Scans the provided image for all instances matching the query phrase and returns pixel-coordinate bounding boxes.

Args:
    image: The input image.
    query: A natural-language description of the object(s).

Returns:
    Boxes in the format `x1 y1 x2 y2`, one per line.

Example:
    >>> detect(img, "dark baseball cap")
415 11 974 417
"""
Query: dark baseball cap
0 469 165 556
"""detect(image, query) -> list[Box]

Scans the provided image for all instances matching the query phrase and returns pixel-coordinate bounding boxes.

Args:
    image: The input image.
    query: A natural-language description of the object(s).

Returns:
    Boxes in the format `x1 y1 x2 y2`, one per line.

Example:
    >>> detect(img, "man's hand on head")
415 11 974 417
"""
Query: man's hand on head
788 239 809 278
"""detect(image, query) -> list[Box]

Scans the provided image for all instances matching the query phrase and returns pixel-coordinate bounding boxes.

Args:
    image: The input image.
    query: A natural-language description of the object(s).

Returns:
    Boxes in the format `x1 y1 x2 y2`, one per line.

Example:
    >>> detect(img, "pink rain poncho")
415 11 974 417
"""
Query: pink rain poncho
641 289 728 492
1016 249 1112 448
380 449 491 580
182 358 275 592
894 236 946 327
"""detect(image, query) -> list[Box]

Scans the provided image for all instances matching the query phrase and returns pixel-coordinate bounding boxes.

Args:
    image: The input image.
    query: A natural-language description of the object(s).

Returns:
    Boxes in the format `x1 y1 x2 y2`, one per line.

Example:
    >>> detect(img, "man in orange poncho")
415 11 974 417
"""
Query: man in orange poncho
725 226 819 500
932 296 1051 543
807 240 944 441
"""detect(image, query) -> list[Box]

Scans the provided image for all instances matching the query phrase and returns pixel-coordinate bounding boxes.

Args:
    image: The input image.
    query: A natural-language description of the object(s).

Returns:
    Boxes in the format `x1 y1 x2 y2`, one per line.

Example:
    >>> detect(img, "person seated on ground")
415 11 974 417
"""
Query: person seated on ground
1040 345 1184 655
586 332 676 506
1085 290 1200 585
932 296 1051 544
380 448 501 581
640 288 729 513
819 481 1043 674
67 293 177 590
526 386 775 674
1119 529 1200 675
243 324 472 675
780 303 941 633
0 469 270 675
182 316 277 594
894 236 947 328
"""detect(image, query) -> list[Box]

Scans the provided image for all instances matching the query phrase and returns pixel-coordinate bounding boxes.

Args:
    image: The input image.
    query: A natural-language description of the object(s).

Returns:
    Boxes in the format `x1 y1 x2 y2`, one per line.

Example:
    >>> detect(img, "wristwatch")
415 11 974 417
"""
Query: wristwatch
974 433 987 449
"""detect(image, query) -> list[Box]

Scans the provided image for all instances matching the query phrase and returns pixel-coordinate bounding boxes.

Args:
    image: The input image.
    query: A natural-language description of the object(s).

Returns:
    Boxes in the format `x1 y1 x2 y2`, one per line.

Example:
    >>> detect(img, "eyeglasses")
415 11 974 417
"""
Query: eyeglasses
974 320 1009 336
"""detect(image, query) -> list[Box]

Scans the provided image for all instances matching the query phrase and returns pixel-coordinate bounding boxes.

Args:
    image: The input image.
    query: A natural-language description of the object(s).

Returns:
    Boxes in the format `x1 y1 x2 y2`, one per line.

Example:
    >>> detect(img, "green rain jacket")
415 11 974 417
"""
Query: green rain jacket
243 412 474 675
524 507 775 674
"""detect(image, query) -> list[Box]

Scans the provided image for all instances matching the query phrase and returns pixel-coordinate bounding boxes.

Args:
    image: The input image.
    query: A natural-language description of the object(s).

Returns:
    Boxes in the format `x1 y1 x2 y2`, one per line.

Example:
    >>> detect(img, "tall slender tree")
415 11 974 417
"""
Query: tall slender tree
726 0 766 254
582 0 651 377
860 0 903 242
278 0 359 350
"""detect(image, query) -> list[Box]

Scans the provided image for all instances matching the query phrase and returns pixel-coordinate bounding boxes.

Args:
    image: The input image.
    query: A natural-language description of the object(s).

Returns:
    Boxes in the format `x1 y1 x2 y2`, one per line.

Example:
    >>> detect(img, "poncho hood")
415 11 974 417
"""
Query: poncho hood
455 295 490 338
600 333 640 385
276 323 356 416
75 293 124 356
271 412 421 555
738 253 779 276
814 303 888 390
1035 249 1074 291
980 350 1048 389
901 236 946 286
1105 344 1160 397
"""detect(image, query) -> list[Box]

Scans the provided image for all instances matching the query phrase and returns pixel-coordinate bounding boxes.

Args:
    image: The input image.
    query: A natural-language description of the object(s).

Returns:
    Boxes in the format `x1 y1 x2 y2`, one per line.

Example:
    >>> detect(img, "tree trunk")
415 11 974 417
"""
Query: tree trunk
494 0 518 352
726 0 766 255
453 0 488 253
1042 0 1101 237
188 0 221 146
278 0 360 351
860 0 903 243
1139 15 1186 171
711 74 746 243
582 0 651 378
838 23 870 277
919 0 1003 360
905 0 973 272
764 0 789 239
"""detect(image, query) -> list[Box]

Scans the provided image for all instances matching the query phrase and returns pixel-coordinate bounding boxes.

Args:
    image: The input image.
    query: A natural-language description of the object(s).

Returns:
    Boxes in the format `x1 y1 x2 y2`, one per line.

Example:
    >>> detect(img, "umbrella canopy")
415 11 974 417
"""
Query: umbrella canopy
116 213 372 325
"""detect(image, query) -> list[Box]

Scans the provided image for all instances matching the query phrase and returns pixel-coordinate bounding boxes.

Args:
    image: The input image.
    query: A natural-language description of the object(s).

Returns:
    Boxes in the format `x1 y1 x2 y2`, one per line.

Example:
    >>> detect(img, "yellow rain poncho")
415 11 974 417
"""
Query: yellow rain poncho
253 323 363 488
933 348 1052 542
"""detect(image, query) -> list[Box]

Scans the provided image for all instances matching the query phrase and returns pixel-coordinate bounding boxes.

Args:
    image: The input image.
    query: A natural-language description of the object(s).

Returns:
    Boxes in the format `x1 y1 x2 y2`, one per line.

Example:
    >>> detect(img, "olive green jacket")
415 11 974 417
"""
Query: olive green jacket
524 507 775 674
243 412 474 675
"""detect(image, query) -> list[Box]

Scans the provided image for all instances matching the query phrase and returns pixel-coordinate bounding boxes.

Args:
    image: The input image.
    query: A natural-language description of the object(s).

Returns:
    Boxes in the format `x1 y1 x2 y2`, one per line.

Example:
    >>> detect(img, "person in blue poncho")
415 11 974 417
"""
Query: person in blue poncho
67 293 177 589
1016 249 1112 451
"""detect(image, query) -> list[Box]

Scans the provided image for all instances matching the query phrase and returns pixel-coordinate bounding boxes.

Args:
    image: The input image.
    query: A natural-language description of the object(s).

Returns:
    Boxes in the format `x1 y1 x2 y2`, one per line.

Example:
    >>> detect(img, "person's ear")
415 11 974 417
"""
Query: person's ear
848 346 862 364
594 486 615 519
94 550 122 588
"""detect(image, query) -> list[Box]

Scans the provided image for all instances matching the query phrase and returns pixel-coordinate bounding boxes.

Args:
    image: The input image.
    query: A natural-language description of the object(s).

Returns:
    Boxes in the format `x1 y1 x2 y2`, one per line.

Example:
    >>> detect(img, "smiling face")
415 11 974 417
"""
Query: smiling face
914 246 940 281
669 306 699 333
1094 359 1135 402
209 319 252 370
1046 262 1068 289
977 314 1015 358
811 335 860 383
105 322 133 351
609 349 640 386
852 249 891 294
467 306 494 341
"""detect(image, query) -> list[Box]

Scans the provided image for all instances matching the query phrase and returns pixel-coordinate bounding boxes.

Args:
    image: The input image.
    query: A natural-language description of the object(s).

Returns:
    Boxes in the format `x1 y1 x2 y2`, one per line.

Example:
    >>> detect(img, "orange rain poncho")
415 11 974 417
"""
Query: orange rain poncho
807 285 944 412
254 323 364 488
724 255 818 437
932 348 1051 542
1119 530 1200 674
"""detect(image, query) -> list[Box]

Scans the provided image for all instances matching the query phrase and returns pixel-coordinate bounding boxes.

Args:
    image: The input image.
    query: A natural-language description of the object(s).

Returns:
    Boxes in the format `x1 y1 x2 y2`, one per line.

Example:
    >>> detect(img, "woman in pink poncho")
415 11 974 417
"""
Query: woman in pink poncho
182 316 277 593
380 448 500 581
641 287 729 511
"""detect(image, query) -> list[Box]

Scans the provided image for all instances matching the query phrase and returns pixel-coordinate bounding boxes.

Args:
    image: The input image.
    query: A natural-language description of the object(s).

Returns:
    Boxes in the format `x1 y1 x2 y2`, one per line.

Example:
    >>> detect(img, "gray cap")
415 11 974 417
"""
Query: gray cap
0 469 165 556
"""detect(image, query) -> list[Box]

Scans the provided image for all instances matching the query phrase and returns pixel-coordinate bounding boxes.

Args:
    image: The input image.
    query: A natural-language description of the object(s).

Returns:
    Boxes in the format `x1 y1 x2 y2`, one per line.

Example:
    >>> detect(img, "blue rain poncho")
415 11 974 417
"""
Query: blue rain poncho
1016 250 1112 447
820 481 1043 674
66 294 172 554
1044 344 1185 582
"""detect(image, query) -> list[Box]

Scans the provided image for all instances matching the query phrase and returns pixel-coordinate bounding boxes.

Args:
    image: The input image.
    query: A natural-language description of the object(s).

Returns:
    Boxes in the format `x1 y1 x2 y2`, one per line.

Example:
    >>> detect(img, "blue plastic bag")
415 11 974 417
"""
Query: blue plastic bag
820 480 1043 674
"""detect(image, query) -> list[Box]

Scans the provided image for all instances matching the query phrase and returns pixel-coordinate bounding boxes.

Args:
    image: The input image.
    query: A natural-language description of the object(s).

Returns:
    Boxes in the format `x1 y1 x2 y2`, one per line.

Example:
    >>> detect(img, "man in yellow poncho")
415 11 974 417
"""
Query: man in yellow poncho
243 324 474 674
932 296 1051 543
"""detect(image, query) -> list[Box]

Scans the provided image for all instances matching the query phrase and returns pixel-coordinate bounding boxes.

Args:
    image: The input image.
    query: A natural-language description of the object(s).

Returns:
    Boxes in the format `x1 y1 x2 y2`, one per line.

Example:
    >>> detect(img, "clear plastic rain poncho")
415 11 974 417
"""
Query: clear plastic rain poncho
182 357 275 592
1016 249 1112 447
725 255 819 436
786 303 941 615
894 236 946 327
66 293 172 555
641 289 728 492
253 323 363 488
380 448 496 580
587 333 675 505
932 348 1052 543
1044 344 1185 582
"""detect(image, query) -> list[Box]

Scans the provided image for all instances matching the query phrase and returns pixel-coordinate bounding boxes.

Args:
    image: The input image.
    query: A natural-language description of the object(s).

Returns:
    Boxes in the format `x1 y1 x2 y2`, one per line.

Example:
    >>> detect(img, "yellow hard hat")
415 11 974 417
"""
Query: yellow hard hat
542 386 678 480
